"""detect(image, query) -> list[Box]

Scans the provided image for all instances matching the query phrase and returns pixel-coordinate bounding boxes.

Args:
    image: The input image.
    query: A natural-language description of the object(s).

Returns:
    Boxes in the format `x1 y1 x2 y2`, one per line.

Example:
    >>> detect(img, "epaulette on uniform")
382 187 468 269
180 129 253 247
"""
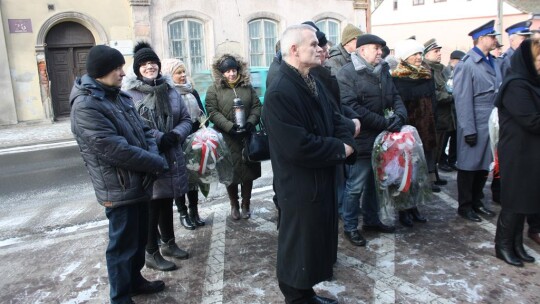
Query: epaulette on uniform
461 54 470 62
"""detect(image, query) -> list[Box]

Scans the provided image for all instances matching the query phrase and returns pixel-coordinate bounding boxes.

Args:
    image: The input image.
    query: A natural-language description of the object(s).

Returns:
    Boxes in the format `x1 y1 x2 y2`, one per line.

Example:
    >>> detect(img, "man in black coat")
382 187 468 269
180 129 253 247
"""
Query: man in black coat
70 45 167 304
263 24 357 304
337 34 407 246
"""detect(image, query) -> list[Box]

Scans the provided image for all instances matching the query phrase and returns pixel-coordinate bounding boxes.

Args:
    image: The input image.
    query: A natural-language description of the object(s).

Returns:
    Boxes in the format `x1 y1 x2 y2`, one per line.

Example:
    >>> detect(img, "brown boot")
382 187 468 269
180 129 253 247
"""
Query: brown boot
227 184 241 220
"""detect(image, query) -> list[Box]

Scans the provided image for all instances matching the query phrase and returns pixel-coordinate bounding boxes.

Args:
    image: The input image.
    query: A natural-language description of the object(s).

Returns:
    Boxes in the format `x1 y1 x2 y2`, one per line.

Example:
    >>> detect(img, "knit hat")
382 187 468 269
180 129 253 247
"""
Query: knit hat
356 34 386 48
301 21 320 32
132 41 161 79
341 24 363 46
218 56 239 73
394 39 425 61
86 45 125 79
450 50 466 60
161 58 186 76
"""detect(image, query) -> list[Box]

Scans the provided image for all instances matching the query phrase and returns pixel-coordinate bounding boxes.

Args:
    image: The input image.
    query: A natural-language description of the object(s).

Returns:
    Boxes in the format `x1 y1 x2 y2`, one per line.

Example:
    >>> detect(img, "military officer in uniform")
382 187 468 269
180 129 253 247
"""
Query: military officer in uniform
453 20 502 222
500 20 532 77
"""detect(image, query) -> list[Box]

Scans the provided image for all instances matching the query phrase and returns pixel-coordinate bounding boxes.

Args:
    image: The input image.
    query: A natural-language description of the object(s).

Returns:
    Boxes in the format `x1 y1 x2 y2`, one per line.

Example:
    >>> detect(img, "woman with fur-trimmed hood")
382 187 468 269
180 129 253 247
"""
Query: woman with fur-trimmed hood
123 42 192 272
205 54 262 220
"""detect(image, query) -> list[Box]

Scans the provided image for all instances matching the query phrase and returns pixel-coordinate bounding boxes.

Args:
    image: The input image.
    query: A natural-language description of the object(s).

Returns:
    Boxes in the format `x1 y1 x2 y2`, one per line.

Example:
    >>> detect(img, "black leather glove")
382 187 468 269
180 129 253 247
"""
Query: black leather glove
229 124 240 135
159 132 178 151
464 134 477 147
244 122 254 133
386 115 403 132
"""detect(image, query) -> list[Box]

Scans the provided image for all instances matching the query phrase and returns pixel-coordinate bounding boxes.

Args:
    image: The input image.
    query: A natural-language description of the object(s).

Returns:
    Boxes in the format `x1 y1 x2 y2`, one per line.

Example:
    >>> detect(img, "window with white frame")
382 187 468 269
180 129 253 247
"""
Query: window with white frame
315 19 340 46
248 19 277 67
168 19 205 73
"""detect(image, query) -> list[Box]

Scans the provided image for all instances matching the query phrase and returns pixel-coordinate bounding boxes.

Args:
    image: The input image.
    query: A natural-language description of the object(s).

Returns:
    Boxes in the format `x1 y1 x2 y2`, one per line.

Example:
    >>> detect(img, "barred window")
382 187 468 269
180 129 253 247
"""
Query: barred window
315 19 340 46
168 19 205 73
413 0 425 5
248 19 277 67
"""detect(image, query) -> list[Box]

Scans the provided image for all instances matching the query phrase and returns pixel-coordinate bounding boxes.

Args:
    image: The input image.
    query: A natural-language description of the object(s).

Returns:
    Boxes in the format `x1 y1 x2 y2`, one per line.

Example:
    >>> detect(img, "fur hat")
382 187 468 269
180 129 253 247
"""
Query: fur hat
341 24 363 46
86 45 125 79
132 41 161 79
394 39 425 61
218 56 239 73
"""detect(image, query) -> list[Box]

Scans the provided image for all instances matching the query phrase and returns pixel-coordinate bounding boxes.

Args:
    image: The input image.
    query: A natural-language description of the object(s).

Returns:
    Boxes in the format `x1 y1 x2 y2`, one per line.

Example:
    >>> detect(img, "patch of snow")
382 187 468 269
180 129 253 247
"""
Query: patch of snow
0 236 24 247
398 259 421 267
59 261 81 281
314 281 346 298
426 269 446 275
45 220 108 235
61 283 99 304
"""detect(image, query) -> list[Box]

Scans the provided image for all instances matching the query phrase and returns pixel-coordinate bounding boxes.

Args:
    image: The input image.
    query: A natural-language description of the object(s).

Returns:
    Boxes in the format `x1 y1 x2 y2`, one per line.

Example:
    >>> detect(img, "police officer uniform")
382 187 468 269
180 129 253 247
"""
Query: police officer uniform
453 20 502 222
500 20 532 78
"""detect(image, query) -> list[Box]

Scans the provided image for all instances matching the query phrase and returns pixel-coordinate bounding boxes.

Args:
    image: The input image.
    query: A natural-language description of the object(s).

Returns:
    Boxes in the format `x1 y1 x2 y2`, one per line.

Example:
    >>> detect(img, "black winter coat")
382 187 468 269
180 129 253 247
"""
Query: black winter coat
495 39 540 214
70 75 166 208
263 62 357 289
337 54 407 158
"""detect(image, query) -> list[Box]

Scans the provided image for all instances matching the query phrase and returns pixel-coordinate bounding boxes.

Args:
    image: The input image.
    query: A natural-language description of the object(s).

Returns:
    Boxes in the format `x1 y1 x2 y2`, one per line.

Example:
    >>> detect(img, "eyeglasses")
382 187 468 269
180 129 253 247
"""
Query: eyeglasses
141 61 158 68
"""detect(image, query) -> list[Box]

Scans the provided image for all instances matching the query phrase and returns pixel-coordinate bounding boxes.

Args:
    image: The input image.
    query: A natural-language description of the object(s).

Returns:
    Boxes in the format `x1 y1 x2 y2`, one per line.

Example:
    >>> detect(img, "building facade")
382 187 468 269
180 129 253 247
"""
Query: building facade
371 0 536 62
0 0 369 126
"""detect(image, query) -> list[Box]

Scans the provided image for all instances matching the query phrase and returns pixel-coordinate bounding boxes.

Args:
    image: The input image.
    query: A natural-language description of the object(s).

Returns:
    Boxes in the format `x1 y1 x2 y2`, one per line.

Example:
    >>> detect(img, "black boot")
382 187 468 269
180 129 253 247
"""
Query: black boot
145 250 177 271
409 207 427 223
176 196 196 230
240 181 253 219
399 210 413 227
160 238 189 260
434 169 447 186
180 210 196 230
495 211 524 267
513 214 535 263
189 205 205 226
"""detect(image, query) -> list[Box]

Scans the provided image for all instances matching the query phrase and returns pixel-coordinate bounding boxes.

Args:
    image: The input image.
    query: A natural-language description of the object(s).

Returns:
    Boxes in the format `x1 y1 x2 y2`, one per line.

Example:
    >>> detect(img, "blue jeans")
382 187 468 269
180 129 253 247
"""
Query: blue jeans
342 158 380 232
105 201 148 304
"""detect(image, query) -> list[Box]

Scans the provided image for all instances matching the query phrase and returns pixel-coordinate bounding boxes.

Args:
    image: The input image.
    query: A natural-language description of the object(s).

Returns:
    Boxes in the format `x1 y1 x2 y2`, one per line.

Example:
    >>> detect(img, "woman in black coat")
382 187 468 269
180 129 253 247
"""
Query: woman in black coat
494 38 540 267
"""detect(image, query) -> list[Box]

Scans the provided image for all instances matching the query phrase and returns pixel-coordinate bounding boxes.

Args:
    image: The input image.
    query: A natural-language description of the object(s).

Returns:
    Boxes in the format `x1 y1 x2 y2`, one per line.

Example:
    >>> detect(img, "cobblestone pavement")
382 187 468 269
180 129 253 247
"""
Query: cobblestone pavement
1 170 540 303
1 121 539 303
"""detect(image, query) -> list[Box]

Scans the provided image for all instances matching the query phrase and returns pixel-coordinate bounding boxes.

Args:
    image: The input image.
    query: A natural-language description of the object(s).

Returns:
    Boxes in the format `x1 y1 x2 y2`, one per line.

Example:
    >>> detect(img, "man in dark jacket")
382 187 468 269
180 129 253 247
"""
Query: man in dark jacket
423 38 452 184
70 45 167 304
263 24 357 304
325 23 363 75
337 34 407 246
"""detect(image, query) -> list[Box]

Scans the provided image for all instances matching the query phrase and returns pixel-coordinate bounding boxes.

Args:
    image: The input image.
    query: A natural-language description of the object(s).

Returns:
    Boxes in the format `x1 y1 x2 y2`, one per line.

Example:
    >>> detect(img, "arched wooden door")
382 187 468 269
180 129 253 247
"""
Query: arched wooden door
45 22 95 118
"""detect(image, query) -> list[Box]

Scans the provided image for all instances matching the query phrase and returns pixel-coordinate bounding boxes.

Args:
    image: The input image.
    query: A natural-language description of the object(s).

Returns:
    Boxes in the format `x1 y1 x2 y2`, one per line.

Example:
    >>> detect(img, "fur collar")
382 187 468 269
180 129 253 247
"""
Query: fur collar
211 53 251 88
122 70 175 91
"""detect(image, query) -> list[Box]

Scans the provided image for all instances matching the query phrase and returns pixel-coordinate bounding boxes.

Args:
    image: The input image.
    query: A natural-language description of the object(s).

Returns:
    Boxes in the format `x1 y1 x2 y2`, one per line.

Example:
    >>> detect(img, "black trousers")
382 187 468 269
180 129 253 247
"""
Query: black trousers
439 130 457 165
146 198 175 253
457 169 488 212
527 214 540 233
278 281 315 304
175 190 199 213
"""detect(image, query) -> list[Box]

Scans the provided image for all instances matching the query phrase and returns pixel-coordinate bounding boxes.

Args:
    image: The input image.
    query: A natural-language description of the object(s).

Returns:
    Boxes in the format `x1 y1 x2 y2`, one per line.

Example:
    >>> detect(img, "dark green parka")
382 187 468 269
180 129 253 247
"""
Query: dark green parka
205 54 262 184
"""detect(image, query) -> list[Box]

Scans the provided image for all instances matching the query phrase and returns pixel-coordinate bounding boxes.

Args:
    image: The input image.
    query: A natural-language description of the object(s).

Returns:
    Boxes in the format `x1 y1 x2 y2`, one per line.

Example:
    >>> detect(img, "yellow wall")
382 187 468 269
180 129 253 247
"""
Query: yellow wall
0 0 133 123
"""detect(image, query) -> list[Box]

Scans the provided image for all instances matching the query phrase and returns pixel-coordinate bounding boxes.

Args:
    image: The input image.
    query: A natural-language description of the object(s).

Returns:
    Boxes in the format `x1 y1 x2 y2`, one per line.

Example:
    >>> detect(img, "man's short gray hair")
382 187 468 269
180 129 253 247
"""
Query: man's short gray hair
280 24 316 57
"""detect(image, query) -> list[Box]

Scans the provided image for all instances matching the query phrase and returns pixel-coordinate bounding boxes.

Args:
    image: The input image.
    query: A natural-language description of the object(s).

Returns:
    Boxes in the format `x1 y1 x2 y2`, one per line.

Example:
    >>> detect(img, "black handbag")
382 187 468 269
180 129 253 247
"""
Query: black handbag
242 121 270 162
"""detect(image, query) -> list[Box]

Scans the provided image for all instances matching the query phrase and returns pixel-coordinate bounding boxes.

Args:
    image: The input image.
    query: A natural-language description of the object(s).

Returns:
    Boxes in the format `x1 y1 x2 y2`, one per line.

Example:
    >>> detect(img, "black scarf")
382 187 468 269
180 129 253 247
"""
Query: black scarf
135 76 173 132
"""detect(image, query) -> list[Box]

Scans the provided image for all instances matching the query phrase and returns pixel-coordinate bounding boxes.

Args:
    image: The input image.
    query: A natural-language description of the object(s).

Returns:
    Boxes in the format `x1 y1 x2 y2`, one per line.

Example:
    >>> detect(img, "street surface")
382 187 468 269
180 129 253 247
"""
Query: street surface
0 146 539 303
